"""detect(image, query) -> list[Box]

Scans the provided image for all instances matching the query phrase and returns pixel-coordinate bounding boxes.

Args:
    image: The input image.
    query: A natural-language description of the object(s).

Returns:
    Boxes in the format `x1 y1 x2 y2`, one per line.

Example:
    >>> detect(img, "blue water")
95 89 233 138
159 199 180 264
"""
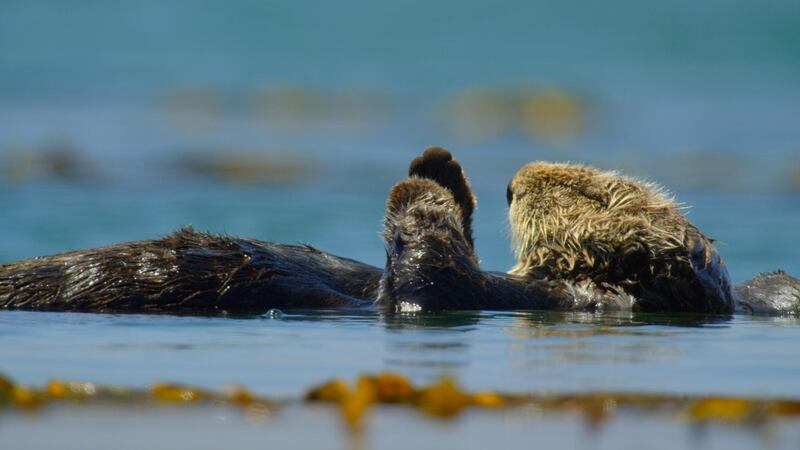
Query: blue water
2 310 800 449
2 310 800 397
1 0 799 448
4 403 799 450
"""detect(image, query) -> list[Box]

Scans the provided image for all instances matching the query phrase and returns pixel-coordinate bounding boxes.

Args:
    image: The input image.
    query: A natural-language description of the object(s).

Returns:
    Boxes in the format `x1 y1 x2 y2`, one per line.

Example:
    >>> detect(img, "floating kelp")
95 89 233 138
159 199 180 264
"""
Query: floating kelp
447 87 585 143
2 142 95 184
0 373 276 415
2 372 799 431
172 150 308 185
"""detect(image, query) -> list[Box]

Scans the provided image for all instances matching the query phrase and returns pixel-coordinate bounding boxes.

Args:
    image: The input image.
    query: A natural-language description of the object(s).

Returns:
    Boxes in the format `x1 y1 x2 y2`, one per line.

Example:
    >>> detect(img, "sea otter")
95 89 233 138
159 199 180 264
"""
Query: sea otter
0 147 797 315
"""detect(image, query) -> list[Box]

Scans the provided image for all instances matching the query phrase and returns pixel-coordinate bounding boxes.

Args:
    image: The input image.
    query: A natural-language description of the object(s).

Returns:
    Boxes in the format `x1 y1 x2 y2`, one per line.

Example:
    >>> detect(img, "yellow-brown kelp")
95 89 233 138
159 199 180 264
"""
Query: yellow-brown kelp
3 372 798 432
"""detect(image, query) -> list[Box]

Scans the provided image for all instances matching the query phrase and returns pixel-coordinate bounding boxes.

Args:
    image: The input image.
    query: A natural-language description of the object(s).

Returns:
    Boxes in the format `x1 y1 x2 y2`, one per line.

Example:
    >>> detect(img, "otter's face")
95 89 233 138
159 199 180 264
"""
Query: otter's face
505 162 603 277
506 163 552 273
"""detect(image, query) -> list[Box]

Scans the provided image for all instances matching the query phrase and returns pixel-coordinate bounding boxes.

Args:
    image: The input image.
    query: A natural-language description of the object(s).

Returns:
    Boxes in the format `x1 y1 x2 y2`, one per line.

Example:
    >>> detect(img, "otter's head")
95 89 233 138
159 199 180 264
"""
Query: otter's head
377 177 481 311
506 162 687 281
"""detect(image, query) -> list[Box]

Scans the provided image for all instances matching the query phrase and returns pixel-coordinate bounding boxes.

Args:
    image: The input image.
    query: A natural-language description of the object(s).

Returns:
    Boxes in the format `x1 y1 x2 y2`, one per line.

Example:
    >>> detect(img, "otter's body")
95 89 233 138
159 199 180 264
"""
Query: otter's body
1 148 797 316
0 228 380 314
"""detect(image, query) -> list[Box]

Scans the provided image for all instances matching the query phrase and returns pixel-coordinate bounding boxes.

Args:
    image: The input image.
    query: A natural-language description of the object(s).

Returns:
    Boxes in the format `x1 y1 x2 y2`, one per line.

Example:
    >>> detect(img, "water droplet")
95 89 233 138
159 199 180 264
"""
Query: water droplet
263 309 284 319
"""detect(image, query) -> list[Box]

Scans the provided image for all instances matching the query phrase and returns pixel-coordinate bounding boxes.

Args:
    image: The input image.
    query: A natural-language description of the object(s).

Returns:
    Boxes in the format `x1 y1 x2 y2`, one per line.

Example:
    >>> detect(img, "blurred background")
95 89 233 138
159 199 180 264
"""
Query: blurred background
0 0 798 281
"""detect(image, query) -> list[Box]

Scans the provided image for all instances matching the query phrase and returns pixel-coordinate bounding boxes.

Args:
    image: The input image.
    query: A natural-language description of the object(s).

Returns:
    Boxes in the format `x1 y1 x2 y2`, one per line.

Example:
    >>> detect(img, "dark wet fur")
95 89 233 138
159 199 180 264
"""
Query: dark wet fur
734 270 800 316
408 147 477 249
0 227 380 314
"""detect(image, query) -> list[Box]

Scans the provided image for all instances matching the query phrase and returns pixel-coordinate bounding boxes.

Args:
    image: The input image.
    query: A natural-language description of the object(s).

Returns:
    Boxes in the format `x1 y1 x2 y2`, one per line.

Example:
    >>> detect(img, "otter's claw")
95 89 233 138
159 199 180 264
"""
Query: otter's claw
409 147 476 248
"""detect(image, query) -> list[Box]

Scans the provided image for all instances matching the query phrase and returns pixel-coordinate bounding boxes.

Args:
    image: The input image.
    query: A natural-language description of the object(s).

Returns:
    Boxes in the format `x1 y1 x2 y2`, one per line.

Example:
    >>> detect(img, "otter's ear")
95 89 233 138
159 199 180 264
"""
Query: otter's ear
506 182 513 205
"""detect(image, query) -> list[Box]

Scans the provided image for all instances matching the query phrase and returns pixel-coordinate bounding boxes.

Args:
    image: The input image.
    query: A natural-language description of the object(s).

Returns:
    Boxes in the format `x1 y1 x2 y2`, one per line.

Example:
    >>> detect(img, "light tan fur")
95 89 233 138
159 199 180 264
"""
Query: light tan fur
507 162 712 282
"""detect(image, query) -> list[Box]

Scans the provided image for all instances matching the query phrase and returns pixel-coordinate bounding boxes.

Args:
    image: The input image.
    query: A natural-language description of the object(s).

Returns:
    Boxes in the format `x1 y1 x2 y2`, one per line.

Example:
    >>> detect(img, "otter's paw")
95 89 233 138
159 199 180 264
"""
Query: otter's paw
409 147 476 248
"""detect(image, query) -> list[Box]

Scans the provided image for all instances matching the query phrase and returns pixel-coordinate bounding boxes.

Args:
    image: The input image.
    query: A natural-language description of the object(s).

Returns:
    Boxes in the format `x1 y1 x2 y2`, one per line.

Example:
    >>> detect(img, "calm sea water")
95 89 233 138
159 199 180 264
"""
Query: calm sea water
1 0 799 448
1 311 800 449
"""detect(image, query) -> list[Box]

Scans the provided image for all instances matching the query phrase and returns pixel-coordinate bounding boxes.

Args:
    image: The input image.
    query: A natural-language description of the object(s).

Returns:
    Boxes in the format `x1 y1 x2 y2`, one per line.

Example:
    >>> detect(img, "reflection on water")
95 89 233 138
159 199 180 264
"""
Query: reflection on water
381 311 483 331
